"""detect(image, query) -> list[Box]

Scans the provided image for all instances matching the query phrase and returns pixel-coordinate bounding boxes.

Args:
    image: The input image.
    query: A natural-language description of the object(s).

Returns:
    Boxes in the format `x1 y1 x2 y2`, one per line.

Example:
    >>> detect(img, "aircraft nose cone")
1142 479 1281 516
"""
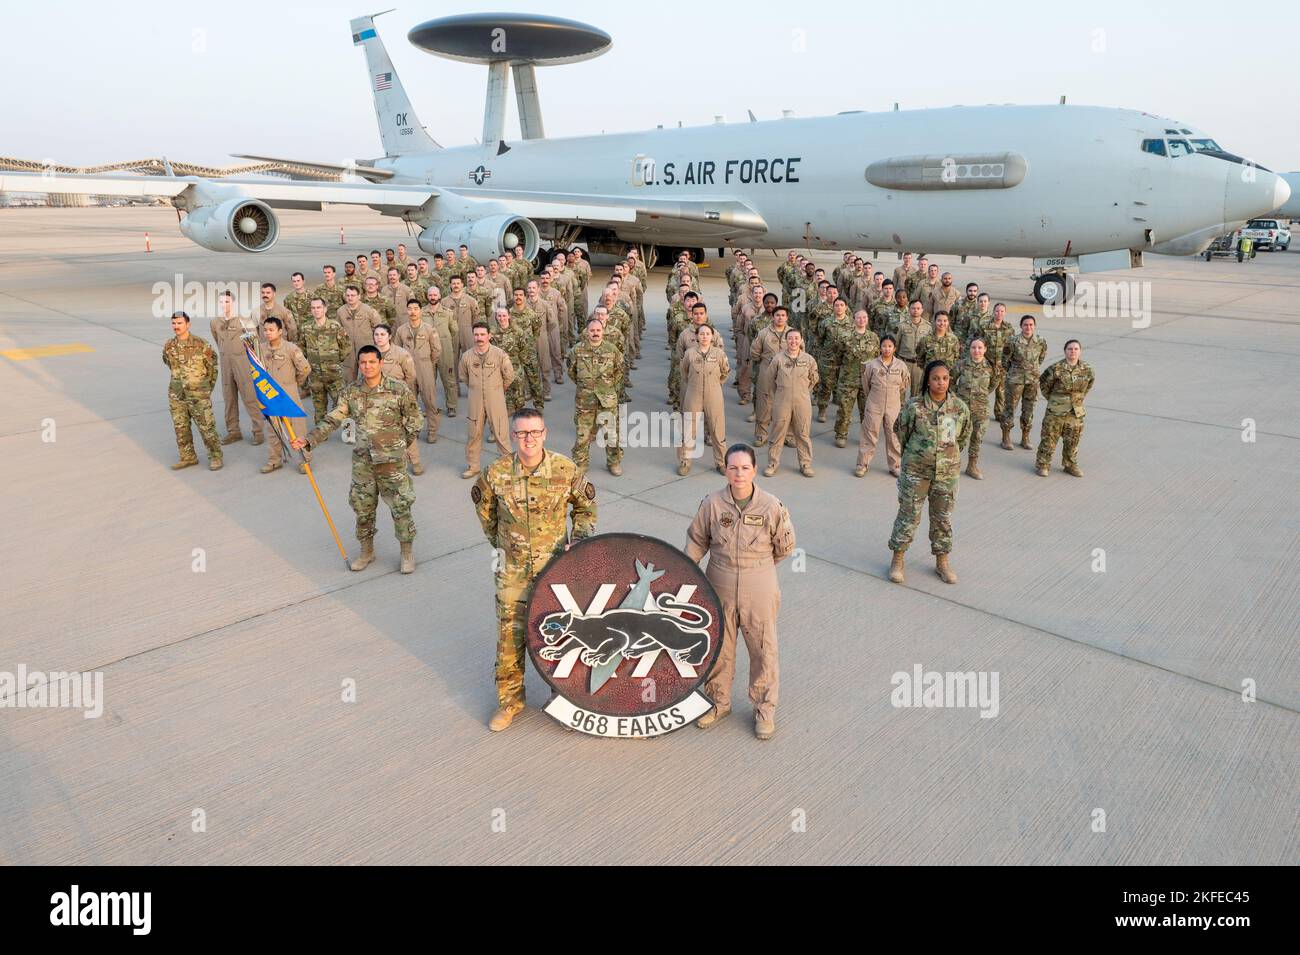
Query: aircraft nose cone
1225 165 1287 222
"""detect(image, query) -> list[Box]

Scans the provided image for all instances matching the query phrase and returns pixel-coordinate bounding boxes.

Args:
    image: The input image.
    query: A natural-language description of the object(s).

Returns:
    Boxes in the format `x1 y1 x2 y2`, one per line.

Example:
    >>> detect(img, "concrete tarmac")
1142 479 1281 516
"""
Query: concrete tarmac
0 206 1295 864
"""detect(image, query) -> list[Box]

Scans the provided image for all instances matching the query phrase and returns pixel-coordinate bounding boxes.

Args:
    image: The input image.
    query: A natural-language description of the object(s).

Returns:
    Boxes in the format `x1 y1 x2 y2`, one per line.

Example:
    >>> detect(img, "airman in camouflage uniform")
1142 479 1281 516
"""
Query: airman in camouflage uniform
508 289 546 408
815 298 852 422
282 273 313 333
888 361 971 586
952 338 993 479
951 285 982 341
298 297 352 426
1035 340 1094 477
833 310 881 447
163 311 222 470
1001 316 1048 450
871 285 905 339
296 345 424 574
472 412 597 731
569 249 592 318
491 306 536 414
804 284 834 360
904 258 931 302
916 312 962 372
313 267 346 314
568 316 625 475
958 295 992 348
976 303 1014 424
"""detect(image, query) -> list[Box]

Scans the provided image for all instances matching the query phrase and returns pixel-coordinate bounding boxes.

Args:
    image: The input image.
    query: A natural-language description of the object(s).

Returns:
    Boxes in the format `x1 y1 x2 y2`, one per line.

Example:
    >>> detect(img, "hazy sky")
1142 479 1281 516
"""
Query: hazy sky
6 0 1298 170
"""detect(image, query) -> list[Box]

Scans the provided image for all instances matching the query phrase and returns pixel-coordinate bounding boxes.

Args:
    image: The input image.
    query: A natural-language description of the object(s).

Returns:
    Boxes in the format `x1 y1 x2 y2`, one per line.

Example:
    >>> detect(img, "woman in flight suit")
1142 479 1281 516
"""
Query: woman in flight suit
686 444 797 740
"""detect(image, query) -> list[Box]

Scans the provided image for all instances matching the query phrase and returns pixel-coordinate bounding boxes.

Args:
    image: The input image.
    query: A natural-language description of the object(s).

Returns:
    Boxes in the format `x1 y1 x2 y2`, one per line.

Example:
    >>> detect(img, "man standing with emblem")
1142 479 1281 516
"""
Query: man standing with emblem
686 444 796 740
473 408 598 733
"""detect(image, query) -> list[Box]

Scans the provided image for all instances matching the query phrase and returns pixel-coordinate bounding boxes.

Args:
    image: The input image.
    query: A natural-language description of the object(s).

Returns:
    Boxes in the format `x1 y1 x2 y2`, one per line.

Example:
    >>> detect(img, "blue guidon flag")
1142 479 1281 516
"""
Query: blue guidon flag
244 346 306 419
374 72 392 91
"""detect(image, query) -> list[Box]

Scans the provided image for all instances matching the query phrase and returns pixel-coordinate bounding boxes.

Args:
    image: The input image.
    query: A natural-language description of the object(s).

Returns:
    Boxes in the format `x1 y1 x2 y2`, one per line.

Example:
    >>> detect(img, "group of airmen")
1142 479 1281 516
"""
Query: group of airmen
162 241 1094 737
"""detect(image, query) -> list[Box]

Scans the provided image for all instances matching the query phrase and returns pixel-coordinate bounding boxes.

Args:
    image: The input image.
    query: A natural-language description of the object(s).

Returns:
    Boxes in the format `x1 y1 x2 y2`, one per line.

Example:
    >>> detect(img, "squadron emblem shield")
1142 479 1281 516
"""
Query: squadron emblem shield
527 533 722 737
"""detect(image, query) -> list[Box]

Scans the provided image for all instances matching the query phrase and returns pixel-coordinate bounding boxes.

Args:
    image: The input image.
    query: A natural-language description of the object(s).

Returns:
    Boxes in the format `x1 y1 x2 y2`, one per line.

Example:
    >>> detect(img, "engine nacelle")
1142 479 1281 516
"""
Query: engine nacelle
417 213 539 264
179 198 278 253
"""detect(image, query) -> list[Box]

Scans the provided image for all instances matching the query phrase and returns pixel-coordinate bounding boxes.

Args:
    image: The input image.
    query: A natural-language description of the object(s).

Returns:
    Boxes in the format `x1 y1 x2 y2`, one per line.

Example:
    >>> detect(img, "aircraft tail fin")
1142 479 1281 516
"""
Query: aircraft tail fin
350 13 440 156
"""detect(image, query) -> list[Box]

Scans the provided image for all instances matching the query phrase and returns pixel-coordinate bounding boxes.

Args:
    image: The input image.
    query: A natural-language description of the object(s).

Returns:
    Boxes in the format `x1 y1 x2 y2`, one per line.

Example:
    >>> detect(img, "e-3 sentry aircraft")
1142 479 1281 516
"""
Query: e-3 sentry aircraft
1 11 1289 304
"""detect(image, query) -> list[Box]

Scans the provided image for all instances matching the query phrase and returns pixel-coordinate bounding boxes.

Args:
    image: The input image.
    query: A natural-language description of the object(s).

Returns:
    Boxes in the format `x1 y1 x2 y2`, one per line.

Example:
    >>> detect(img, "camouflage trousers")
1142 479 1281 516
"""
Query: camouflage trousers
494 570 534 713
573 404 621 469
888 469 958 555
169 390 222 462
816 357 842 413
967 401 989 460
349 452 416 543
1036 413 1084 470
989 366 1007 422
522 357 545 411
1002 379 1038 430
834 380 868 441
308 369 343 424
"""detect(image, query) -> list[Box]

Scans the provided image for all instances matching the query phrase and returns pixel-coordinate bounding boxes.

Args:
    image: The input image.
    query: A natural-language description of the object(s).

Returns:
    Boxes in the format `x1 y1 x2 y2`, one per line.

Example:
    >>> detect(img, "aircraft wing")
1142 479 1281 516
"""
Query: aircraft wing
443 186 768 236
228 154 397 182
0 172 436 211
0 171 767 238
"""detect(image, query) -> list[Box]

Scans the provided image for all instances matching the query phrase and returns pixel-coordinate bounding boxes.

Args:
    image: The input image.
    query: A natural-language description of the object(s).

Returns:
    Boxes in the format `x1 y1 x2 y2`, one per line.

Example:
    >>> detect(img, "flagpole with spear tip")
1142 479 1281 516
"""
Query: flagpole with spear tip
285 418 349 565
244 339 350 566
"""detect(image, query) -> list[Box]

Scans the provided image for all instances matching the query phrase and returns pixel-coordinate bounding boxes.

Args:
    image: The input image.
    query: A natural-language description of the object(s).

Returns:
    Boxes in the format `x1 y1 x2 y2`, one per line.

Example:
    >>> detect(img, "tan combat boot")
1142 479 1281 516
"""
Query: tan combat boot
677 461 691 476
853 464 867 478
220 432 242 446
762 464 777 477
1064 463 1083 477
208 458 223 471
350 539 375 572
608 462 623 476
696 704 731 729
834 436 847 448
935 554 958 584
170 457 199 471
965 450 982 480
1000 424 1013 450
399 541 414 574
754 716 775 741
888 550 906 584
488 707 518 732
462 467 478 479
1019 426 1032 450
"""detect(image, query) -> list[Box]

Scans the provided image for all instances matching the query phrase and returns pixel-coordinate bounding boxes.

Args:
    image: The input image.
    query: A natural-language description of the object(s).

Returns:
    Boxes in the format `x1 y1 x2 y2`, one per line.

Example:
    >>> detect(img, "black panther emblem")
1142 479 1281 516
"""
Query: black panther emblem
538 593 712 668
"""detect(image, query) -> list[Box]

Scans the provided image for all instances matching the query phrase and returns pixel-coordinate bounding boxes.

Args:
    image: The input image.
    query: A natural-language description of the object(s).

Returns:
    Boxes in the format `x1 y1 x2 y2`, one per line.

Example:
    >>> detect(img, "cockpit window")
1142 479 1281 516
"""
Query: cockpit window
1141 138 1167 156
1191 138 1223 152
1167 139 1193 158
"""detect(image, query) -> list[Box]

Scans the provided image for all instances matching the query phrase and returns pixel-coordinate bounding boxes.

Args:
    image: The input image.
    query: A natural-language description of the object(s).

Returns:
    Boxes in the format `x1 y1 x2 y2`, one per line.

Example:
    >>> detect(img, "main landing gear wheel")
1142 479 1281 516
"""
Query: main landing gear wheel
1033 273 1068 305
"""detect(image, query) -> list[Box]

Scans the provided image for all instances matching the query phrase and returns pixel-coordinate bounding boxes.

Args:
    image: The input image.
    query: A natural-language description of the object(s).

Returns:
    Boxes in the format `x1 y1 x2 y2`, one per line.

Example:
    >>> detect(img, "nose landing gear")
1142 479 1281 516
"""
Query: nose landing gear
1032 272 1070 305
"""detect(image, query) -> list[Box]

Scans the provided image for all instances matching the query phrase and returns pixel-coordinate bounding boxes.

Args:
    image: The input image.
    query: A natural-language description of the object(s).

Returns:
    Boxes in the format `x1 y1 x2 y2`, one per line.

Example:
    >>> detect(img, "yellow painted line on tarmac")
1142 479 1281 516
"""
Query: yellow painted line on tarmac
1 343 95 361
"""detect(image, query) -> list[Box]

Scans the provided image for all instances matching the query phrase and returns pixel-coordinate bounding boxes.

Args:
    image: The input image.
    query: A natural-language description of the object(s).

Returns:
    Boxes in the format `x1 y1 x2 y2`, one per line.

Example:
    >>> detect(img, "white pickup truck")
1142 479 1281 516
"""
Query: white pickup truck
1235 218 1291 251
